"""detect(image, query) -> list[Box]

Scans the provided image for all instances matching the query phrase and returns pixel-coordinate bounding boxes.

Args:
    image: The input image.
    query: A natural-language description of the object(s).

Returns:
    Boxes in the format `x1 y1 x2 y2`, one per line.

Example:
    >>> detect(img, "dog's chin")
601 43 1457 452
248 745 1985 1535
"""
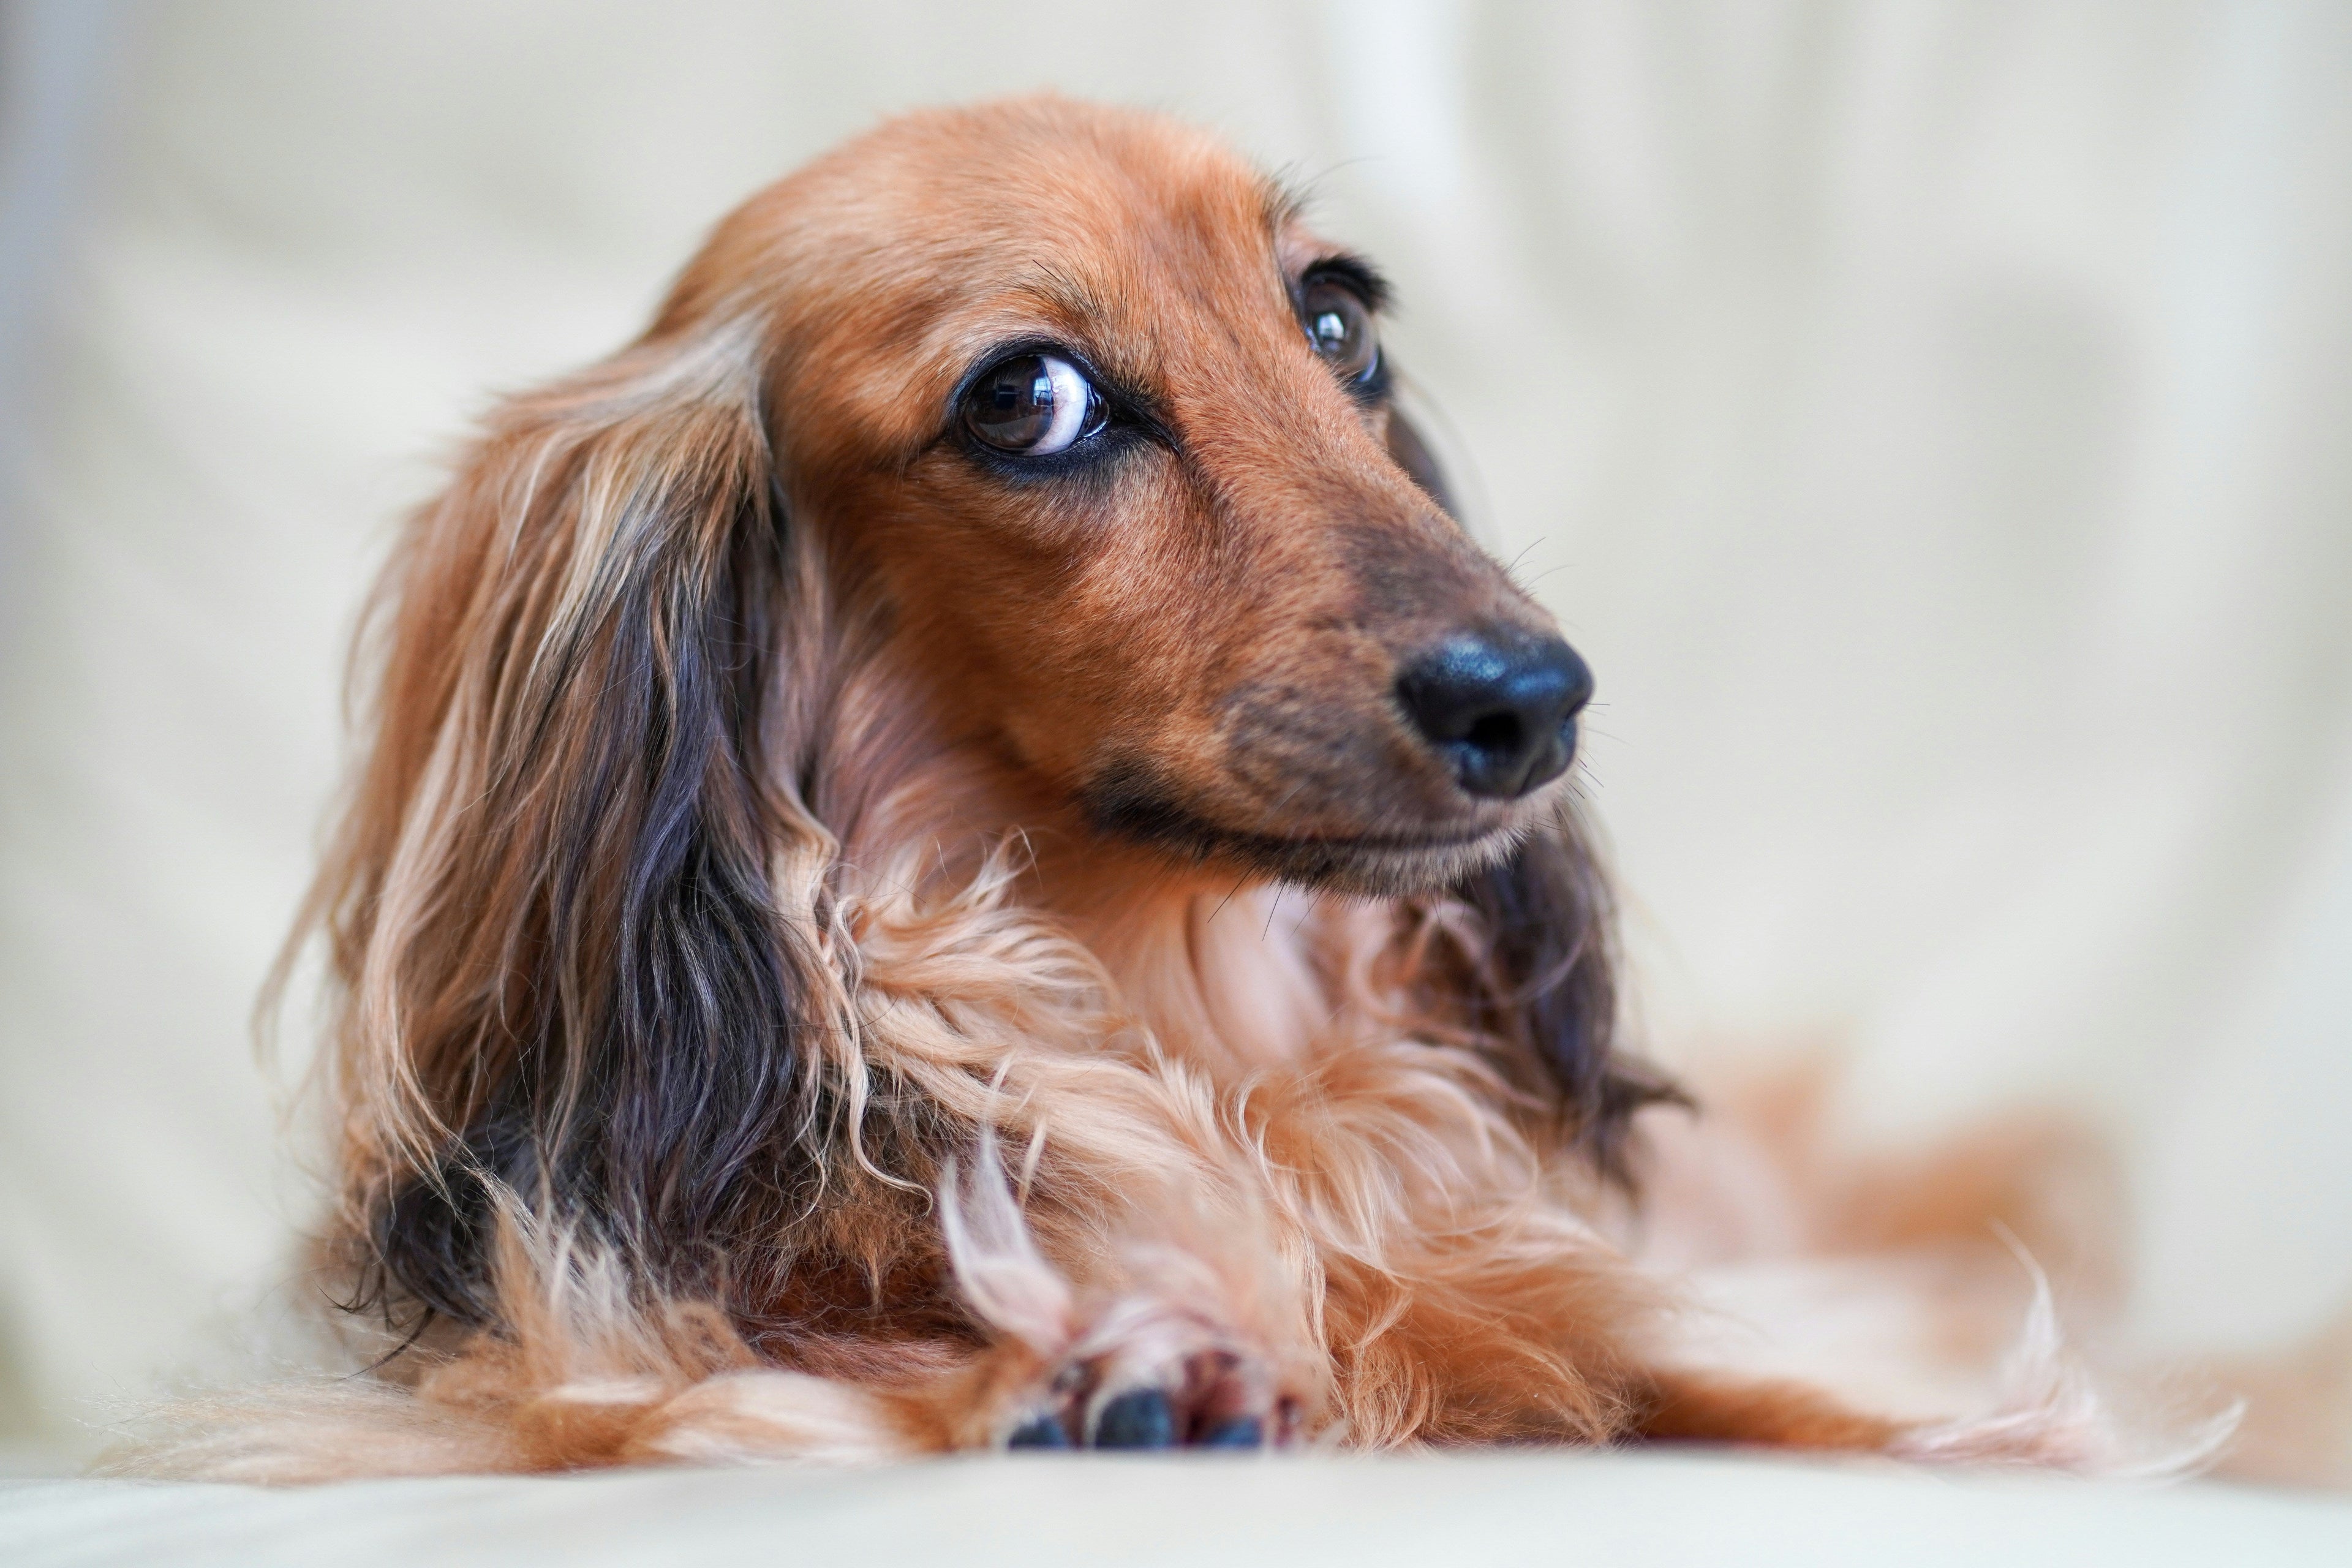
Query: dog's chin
1081 771 1528 897
1285 828 1527 897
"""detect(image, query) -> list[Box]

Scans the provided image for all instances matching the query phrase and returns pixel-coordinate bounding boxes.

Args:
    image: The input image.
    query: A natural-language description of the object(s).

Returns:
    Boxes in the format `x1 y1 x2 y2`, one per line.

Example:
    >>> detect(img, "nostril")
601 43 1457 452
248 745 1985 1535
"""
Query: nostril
1395 630 1593 801
1461 710 1523 758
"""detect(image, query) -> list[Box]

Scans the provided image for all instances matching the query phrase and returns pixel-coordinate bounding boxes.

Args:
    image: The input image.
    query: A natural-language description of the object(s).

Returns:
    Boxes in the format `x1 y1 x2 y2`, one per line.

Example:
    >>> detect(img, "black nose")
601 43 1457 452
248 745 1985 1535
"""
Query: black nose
1395 631 1594 800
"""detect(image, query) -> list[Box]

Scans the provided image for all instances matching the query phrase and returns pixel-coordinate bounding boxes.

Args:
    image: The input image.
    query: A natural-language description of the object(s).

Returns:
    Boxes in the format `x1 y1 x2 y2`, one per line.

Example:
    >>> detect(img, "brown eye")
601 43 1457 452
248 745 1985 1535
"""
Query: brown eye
963 353 1102 456
1302 279 1378 382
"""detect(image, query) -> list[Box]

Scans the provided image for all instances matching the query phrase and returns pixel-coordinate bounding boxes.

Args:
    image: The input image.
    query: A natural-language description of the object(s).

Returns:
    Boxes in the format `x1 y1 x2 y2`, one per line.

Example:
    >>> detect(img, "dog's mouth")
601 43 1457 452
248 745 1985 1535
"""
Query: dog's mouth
1080 764 1526 894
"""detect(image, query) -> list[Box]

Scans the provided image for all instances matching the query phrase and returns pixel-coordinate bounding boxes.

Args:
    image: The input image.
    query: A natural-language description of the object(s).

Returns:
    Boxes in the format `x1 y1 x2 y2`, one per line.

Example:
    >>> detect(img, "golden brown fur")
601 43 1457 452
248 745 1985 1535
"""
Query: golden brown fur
143 97 2230 1482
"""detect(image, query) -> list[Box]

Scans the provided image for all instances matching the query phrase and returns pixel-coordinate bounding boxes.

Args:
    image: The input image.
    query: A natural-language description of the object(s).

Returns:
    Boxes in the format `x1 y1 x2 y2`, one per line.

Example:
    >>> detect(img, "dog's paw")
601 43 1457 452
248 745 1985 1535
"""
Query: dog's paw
997 1301 1308 1452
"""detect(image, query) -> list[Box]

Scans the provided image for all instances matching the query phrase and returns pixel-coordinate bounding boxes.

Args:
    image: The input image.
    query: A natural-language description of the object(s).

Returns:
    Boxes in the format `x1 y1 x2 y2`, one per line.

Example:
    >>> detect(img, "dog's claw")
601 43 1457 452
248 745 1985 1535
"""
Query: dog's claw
1093 1389 1177 1449
1007 1412 1070 1449
1197 1415 1264 1449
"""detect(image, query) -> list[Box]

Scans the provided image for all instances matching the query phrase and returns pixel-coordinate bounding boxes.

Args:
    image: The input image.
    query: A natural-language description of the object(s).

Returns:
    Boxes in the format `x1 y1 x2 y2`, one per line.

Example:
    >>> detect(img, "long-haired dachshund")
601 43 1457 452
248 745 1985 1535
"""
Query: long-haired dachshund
170 96 2176 1479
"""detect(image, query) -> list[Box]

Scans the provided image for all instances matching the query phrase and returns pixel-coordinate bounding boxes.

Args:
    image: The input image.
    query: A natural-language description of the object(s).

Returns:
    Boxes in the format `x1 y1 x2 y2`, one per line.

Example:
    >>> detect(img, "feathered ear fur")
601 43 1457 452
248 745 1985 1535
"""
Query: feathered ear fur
301 312 847 1335
1452 808 1687 1183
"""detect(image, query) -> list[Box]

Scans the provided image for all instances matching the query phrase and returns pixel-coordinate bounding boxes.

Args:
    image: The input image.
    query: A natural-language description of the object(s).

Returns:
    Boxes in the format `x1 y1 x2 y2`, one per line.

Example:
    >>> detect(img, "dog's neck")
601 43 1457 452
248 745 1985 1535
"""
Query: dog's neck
1048 853 1344 1077
815 693 1359 1077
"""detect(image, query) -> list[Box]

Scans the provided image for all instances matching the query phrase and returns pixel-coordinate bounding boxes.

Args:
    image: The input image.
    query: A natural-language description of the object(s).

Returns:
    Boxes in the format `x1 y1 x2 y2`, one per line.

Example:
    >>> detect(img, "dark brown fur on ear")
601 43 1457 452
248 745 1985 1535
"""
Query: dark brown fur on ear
309 318 859 1338
1453 807 1687 1183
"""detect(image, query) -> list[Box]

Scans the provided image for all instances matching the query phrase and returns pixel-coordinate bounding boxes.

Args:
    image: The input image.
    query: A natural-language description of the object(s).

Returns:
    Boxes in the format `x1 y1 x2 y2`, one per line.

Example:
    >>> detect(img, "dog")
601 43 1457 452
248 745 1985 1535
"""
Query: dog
157 96 2203 1479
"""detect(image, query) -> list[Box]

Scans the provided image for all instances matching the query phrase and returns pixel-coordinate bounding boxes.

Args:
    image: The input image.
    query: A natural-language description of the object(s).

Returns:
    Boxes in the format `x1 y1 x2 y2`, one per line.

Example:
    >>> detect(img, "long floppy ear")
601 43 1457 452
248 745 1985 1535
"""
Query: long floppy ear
304 312 839 1330
1453 805 1688 1185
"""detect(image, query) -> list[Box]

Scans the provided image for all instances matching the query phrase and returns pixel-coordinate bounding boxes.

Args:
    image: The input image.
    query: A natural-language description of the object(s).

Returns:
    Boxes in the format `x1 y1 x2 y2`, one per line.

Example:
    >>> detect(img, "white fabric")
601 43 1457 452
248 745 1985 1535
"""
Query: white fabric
6 1454 2352 1568
2 0 2348 1499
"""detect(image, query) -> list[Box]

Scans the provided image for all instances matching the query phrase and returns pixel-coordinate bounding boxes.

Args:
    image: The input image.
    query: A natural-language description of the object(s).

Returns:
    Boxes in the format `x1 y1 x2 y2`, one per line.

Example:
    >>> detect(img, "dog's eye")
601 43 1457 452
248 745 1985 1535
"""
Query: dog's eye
1302 280 1378 382
964 353 1104 456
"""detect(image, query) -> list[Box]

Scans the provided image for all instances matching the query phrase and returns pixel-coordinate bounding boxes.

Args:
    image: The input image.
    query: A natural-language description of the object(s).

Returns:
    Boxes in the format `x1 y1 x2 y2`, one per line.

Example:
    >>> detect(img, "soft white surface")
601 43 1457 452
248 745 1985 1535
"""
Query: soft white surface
4 1455 2351 1568
1 0 2348 1483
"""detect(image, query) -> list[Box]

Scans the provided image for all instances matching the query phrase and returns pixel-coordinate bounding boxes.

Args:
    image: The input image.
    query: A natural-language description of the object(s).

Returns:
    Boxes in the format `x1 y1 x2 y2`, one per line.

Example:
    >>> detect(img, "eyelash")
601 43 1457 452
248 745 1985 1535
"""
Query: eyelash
1299 257 1392 312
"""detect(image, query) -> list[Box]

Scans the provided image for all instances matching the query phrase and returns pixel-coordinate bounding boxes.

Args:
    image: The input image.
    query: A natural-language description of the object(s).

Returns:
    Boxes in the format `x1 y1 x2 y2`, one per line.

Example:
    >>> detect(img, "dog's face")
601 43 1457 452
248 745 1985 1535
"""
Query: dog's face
700 100 1590 891
325 99 1654 1345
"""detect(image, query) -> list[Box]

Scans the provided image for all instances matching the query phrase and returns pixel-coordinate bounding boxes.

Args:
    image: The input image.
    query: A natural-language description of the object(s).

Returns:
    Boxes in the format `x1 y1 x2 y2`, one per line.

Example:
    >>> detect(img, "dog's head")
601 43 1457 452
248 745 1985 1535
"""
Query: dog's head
673 97 1590 893
323 98 1662 1330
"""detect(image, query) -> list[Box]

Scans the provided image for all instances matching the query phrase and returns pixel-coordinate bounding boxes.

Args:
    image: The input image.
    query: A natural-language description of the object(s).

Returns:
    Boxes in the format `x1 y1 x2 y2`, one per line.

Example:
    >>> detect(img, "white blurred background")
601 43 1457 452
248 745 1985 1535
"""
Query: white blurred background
1 1 2346 1466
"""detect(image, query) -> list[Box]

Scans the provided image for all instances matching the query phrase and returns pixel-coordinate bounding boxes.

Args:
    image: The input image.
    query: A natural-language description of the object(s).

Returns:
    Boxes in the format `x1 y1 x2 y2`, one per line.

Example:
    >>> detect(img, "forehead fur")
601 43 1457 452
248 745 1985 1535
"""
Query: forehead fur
729 96 1290 282
658 97 1309 447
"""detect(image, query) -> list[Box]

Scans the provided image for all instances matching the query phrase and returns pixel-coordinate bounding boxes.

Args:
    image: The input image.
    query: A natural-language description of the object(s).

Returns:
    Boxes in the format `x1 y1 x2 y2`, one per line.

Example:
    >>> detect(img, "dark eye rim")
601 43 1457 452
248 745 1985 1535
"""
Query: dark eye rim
1295 264 1387 398
947 339 1163 476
